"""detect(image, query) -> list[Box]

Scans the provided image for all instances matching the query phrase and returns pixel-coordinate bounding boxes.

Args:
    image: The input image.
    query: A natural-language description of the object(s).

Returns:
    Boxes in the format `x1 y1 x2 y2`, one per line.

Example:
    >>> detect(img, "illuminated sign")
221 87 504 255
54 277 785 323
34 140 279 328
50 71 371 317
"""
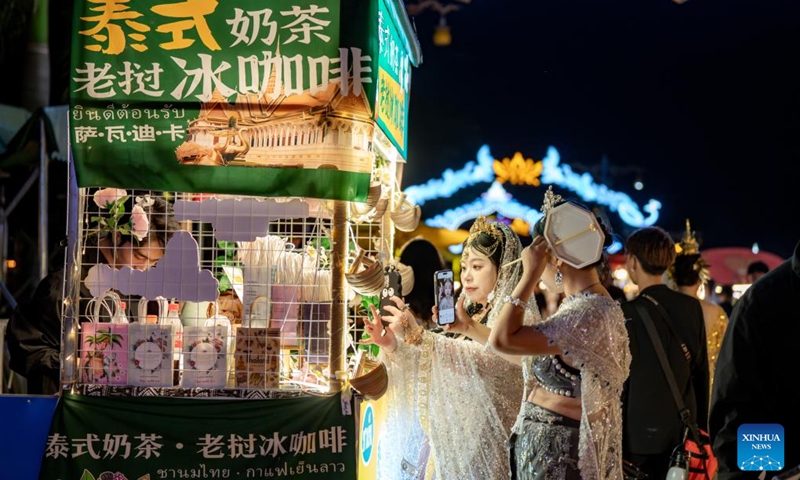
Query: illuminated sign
404 145 661 231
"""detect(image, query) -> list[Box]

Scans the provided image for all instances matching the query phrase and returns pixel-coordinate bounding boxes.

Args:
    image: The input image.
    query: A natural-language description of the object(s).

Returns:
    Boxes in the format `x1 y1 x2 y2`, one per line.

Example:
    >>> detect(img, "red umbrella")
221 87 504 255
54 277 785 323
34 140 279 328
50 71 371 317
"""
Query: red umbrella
702 247 786 285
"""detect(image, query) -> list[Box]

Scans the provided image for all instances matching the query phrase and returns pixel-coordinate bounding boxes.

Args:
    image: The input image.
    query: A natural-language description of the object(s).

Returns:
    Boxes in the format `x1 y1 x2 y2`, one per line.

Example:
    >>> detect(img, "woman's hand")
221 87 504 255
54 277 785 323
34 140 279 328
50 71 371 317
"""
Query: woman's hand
520 235 550 283
381 296 420 338
362 304 398 352
432 295 478 337
438 294 475 335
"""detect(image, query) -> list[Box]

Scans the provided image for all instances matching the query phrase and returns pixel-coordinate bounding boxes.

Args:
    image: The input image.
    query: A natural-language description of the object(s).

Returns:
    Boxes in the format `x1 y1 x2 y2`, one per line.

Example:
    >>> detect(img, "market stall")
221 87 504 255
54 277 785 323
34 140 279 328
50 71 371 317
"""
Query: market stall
8 1 422 479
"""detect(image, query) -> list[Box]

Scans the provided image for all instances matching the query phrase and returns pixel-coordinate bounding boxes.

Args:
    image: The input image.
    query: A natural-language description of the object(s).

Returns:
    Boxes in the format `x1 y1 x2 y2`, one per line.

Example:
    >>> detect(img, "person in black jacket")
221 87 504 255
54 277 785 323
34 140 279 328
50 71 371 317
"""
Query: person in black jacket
621 226 709 480
710 239 800 478
6 190 179 394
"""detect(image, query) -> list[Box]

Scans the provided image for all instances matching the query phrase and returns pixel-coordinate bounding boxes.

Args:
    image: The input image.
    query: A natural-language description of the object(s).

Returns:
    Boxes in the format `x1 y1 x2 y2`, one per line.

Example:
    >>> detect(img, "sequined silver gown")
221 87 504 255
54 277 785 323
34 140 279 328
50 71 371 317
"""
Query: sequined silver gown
512 294 631 480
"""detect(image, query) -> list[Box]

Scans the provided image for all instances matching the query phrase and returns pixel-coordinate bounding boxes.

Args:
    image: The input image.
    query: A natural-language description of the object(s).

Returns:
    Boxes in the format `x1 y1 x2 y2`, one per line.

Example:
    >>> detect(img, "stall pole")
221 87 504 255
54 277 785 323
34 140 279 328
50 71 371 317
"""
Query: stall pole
38 116 49 281
329 200 349 393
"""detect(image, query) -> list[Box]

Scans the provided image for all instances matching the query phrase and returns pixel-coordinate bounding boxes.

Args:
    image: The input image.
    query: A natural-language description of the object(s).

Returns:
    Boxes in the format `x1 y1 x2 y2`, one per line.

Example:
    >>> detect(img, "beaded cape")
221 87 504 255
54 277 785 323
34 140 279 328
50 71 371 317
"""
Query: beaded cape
524 293 631 480
379 221 533 480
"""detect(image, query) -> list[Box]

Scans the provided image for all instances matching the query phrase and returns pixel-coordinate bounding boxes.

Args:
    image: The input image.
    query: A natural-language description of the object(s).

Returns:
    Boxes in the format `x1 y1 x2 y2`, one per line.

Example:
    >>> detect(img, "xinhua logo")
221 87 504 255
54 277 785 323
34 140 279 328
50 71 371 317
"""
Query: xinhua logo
738 424 784 471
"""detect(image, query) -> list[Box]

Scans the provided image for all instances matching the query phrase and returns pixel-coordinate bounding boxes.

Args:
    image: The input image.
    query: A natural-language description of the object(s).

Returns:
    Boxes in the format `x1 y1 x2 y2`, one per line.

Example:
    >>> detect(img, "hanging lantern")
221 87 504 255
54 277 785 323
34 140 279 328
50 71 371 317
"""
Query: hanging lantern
433 16 452 46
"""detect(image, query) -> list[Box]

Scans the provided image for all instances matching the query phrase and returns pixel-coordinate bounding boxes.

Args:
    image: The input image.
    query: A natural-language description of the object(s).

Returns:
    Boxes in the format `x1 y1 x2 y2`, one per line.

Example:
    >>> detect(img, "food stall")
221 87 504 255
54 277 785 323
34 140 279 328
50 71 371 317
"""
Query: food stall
6 1 422 479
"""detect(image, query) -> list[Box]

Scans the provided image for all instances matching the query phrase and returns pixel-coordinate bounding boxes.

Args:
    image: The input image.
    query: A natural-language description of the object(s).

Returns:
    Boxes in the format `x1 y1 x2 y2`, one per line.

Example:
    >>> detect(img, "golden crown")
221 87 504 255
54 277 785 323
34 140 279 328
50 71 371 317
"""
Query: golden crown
541 186 563 214
466 216 504 257
676 219 700 255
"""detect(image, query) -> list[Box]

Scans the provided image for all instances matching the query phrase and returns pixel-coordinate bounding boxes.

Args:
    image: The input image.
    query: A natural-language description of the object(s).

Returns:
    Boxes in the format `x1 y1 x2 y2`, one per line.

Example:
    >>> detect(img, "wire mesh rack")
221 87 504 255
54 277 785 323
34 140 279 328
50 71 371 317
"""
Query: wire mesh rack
61 160 409 398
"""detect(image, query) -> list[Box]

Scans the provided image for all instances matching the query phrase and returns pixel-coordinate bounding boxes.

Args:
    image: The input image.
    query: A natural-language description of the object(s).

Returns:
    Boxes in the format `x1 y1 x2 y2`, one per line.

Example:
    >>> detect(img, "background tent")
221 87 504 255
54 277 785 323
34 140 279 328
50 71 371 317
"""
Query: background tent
0 104 70 314
703 247 786 285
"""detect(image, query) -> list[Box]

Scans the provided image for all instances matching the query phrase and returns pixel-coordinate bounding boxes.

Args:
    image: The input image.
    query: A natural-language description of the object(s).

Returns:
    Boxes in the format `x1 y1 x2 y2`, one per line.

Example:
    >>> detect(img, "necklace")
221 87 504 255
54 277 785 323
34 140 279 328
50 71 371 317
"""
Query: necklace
571 281 601 297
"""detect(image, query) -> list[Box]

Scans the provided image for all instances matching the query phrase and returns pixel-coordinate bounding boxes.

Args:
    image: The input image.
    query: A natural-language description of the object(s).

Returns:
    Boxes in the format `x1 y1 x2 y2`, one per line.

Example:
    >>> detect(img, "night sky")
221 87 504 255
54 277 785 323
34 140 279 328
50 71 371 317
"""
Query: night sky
402 0 800 259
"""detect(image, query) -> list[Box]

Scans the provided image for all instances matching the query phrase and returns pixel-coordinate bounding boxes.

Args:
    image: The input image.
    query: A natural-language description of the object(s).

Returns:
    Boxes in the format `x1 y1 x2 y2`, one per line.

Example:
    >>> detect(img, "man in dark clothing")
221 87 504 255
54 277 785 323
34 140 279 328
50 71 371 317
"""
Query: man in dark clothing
717 284 735 318
621 226 710 480
7 193 178 394
7 251 99 394
710 239 800 478
745 260 770 284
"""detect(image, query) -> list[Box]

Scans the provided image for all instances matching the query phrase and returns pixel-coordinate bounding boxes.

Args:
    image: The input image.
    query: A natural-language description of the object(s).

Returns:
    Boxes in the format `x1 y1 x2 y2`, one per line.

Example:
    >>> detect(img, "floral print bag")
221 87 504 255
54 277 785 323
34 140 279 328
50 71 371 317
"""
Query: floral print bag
79 291 129 385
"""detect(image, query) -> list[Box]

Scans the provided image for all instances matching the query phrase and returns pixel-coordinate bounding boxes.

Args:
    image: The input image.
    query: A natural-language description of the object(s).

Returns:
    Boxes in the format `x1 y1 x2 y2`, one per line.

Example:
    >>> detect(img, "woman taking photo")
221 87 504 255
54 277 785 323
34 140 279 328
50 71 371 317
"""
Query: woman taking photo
363 217 533 480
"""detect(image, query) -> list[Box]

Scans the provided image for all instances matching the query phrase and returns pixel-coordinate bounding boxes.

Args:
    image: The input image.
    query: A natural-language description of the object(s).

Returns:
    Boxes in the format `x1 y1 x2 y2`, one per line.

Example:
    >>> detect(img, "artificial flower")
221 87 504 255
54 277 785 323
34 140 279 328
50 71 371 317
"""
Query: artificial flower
93 188 128 209
135 194 154 208
130 205 149 241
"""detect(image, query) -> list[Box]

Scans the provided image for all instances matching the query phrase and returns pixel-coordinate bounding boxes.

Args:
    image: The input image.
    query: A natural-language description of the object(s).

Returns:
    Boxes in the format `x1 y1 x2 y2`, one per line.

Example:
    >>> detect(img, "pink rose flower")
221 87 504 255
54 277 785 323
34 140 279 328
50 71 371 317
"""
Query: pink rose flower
130 205 149 241
93 188 128 209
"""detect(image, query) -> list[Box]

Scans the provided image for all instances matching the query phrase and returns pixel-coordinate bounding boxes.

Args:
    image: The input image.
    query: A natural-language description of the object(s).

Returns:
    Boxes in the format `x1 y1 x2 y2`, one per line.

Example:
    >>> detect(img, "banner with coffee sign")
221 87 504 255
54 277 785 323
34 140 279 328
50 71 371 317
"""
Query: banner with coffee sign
39 393 356 480
69 0 420 201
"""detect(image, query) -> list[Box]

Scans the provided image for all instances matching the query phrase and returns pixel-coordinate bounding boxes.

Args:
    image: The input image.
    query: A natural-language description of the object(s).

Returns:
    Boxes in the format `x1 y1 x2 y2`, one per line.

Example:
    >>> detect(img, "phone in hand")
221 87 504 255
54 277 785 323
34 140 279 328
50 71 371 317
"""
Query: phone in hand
380 270 403 318
434 269 456 325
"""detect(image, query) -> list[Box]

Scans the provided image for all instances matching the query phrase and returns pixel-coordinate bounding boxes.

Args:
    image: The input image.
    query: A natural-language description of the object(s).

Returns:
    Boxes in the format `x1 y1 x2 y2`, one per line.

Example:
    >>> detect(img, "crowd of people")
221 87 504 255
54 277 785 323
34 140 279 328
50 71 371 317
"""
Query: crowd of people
5 184 797 478
365 193 796 479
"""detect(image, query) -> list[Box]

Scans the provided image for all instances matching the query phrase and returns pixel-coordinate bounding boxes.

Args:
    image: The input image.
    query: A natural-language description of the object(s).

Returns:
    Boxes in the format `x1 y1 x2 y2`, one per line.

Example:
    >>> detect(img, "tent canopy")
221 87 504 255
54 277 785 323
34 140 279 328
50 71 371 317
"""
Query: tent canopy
703 247 786 285
0 104 69 170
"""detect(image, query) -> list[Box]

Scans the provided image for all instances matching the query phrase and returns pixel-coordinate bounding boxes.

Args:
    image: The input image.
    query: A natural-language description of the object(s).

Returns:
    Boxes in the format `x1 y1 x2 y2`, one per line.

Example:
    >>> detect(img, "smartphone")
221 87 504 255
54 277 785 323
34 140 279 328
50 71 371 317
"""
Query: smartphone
379 270 403 317
434 269 456 325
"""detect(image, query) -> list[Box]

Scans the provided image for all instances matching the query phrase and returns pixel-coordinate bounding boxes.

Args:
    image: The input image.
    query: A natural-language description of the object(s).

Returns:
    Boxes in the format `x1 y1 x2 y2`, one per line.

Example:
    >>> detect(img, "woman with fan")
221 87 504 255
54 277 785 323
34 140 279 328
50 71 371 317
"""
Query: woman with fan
489 188 631 480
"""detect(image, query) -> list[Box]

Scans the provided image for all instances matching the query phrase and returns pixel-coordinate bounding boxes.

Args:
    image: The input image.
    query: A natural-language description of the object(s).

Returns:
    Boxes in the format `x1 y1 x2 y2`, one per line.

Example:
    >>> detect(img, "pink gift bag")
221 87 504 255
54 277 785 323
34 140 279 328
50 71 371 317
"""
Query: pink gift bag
79 322 128 385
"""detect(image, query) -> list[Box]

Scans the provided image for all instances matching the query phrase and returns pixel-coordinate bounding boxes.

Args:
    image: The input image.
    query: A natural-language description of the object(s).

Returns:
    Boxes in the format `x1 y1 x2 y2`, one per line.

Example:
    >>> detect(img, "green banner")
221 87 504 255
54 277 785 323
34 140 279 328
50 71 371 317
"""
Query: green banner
374 0 411 158
69 0 393 201
40 393 356 480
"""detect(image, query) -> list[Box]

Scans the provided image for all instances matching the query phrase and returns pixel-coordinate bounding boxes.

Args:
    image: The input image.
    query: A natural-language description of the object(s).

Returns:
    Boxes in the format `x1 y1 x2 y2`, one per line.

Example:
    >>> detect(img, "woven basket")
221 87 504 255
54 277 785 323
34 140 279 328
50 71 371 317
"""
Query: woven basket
345 251 386 297
390 194 421 232
350 359 388 401
351 182 383 215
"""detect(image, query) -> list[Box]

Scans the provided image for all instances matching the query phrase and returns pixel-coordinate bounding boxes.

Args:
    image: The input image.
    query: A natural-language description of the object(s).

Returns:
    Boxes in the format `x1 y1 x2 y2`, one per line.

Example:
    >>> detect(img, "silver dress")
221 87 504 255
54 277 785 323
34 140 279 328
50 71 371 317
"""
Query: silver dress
511 294 631 480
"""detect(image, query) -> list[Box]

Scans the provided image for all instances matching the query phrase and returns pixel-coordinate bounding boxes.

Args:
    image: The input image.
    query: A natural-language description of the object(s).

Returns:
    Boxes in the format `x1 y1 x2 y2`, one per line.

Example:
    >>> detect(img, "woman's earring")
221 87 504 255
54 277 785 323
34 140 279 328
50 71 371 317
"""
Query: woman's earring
487 290 495 304
555 266 563 287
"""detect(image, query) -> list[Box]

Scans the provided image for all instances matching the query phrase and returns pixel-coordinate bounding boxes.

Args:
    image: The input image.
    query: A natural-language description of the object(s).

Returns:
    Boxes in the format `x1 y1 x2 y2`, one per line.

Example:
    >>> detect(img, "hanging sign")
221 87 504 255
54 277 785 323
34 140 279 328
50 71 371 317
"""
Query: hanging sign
40 393 356 480
374 0 412 158
69 0 418 201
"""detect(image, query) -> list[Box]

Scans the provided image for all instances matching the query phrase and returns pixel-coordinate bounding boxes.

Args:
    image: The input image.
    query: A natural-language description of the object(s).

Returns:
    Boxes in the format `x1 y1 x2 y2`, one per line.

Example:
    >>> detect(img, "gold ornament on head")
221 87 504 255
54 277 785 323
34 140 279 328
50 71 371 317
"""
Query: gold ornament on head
676 218 700 255
541 186 563 214
466 216 504 258
669 218 711 284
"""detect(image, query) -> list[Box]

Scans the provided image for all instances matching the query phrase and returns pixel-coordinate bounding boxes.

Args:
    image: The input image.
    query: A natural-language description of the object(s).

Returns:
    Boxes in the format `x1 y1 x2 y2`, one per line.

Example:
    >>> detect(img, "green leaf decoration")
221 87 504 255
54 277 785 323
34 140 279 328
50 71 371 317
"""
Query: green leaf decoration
218 275 231 292
79 469 96 480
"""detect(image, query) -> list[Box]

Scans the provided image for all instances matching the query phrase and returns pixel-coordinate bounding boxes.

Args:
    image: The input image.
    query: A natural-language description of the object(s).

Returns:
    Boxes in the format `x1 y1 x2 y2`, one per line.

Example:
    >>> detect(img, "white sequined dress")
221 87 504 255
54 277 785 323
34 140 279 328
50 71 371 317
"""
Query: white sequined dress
378 222 533 480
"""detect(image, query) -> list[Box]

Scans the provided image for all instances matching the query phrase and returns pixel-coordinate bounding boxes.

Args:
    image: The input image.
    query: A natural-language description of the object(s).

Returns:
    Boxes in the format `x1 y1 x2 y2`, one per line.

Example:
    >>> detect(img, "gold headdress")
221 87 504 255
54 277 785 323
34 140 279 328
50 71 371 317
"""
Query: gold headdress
676 219 700 255
670 218 710 284
465 216 504 258
541 186 563 214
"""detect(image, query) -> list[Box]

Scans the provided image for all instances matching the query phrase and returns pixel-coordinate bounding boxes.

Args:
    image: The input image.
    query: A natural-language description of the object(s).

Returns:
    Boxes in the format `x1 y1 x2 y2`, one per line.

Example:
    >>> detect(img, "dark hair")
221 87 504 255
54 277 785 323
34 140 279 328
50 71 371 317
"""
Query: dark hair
747 261 769 275
464 230 505 269
672 253 705 286
104 191 180 248
129 193 179 248
624 226 676 275
719 284 734 297
398 238 445 323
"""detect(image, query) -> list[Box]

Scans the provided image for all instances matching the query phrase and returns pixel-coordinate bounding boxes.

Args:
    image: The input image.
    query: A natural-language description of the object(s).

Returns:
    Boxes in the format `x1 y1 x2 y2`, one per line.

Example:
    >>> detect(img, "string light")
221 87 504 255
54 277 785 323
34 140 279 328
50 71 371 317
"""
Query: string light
403 144 662 230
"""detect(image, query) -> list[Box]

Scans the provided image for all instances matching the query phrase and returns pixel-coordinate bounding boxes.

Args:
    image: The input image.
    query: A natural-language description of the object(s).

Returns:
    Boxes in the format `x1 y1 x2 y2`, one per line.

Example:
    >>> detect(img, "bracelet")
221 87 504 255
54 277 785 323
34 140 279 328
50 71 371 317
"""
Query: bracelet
405 325 425 346
503 295 533 311
401 313 425 346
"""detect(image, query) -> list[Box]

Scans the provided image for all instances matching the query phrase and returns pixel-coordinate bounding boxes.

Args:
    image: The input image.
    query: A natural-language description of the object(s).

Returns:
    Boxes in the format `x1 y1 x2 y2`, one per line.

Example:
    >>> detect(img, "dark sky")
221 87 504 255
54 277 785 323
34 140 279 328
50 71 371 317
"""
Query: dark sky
402 0 800 259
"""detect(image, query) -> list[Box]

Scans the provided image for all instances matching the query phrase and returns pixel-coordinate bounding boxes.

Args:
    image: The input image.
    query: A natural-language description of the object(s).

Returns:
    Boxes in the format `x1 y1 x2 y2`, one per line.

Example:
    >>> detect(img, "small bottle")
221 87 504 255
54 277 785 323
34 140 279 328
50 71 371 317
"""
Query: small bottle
666 448 688 480
166 302 184 385
112 301 129 324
